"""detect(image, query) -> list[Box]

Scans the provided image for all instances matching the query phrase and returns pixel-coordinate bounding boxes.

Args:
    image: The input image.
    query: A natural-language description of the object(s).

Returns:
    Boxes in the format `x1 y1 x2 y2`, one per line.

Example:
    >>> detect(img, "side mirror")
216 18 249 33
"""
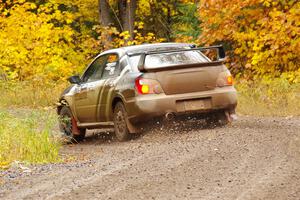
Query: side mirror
68 75 81 84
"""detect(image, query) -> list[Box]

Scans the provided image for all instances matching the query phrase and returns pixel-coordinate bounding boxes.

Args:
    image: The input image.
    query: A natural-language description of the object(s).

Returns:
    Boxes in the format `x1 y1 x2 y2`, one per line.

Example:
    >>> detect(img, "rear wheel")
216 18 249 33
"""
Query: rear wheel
59 106 86 142
113 102 130 141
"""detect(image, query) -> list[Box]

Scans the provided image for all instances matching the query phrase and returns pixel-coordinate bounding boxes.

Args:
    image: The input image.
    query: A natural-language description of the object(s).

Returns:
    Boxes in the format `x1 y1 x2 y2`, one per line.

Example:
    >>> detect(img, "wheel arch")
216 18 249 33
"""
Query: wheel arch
57 98 69 114
112 96 124 112
111 95 139 135
57 97 76 120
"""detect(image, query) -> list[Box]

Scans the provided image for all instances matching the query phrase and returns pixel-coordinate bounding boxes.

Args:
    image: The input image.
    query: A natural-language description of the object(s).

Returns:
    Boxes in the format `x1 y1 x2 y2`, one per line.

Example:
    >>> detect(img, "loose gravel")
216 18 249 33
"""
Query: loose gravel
0 116 299 200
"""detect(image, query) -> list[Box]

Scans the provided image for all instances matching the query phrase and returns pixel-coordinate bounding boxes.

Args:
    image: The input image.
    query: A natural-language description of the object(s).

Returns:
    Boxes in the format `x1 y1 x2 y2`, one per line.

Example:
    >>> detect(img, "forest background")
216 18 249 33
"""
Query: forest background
0 0 299 115
0 0 299 168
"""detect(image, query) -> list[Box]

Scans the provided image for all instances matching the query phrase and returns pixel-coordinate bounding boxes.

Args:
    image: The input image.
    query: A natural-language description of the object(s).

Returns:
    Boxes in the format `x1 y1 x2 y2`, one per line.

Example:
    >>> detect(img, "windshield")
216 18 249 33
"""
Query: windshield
129 50 210 71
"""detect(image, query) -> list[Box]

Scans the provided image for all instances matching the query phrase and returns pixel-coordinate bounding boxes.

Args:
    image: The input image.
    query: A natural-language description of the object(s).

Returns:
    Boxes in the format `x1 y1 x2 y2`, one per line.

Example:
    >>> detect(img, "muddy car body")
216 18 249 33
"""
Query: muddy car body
57 43 237 141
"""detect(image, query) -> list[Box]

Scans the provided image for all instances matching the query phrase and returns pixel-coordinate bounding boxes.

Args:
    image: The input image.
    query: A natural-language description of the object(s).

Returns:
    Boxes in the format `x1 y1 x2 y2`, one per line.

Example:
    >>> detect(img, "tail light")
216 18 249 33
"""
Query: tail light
135 77 163 95
217 70 234 87
226 75 233 85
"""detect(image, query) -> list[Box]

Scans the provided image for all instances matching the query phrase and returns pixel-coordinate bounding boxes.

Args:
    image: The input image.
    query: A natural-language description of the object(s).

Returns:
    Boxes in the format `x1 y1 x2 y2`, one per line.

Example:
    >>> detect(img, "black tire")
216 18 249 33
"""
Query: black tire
113 102 130 141
59 106 86 143
206 111 229 127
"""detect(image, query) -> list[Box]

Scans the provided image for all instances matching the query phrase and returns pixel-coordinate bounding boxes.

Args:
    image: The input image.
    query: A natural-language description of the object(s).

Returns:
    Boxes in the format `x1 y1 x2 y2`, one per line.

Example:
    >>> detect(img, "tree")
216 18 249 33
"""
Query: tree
199 0 300 81
98 0 136 39
98 0 198 42
99 0 114 27
118 0 136 39
0 1 98 81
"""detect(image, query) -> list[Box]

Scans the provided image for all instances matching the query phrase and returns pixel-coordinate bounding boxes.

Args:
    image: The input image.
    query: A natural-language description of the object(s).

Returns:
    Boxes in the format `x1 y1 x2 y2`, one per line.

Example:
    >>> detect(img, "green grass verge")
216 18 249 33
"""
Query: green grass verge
0 109 61 169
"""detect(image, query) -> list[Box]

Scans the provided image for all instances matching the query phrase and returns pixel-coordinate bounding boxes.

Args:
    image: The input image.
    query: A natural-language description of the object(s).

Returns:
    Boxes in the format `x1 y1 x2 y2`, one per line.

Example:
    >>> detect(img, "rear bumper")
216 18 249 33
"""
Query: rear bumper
125 86 237 123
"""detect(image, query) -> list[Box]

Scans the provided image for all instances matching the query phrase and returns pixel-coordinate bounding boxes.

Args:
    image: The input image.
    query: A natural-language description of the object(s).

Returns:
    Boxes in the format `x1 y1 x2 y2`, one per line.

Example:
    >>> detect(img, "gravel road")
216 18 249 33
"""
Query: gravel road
0 116 299 200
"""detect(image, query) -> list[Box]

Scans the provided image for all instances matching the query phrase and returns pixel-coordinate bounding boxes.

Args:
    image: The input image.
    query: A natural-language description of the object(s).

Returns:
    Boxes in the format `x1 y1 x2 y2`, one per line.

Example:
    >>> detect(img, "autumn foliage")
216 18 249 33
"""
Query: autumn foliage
199 0 300 82
0 0 100 81
0 0 173 81
0 0 299 83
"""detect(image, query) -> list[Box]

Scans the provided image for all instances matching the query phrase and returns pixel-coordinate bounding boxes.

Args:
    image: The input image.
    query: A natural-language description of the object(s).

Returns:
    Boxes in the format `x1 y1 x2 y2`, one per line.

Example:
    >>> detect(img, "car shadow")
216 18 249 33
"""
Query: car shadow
75 128 142 145
68 116 225 145
138 116 225 136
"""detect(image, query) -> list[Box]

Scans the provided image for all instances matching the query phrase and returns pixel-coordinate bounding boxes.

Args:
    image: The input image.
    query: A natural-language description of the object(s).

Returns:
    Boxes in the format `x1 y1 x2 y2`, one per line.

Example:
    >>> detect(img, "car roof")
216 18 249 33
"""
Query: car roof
122 43 195 54
101 43 196 56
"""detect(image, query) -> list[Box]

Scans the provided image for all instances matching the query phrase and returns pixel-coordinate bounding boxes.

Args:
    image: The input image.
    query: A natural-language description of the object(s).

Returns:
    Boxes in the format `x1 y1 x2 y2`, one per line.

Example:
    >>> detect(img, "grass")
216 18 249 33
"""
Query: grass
0 80 67 108
0 109 61 169
236 78 300 116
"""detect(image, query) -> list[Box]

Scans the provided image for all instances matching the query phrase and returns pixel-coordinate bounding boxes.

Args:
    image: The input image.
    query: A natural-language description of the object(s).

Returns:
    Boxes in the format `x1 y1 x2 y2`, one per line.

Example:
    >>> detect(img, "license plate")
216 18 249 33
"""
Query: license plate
176 99 211 112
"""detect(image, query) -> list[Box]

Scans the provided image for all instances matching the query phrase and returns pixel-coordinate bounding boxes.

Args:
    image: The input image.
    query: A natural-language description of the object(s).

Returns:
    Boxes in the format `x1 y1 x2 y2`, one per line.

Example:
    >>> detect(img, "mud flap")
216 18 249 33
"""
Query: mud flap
71 117 81 135
126 118 139 134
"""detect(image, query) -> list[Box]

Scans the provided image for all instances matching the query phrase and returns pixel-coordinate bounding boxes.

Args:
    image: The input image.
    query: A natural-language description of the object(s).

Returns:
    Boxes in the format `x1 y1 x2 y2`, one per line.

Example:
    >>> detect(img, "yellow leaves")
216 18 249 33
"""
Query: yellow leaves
199 0 300 78
113 30 165 48
135 21 144 29
119 31 130 38
261 0 272 7
180 0 195 4
29 3 37 9
137 0 152 17
22 2 37 10
0 2 98 81
111 19 165 48
251 54 261 65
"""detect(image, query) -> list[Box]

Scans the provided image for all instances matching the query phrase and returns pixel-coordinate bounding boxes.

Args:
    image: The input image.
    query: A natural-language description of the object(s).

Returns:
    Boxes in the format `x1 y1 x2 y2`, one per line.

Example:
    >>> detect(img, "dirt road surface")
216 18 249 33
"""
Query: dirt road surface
0 116 299 200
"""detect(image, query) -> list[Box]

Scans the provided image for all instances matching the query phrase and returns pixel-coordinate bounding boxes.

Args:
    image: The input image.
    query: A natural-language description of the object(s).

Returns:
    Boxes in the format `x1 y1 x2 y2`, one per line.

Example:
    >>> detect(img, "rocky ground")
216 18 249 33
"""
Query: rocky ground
0 116 299 200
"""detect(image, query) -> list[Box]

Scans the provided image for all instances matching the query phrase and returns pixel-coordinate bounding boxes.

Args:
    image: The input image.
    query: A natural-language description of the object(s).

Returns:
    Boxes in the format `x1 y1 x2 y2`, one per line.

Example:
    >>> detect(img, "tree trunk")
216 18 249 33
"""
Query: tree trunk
99 0 114 27
119 0 137 39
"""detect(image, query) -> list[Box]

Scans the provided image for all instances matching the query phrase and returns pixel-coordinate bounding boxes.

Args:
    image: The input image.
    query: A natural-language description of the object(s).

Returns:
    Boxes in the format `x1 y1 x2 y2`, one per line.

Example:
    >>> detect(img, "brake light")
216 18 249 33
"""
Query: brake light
136 78 148 94
135 77 163 95
226 75 233 85
216 70 234 87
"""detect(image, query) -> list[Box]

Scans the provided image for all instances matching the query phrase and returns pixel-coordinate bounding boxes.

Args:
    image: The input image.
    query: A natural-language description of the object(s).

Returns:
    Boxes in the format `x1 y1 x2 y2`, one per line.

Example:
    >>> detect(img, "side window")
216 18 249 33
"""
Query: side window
102 54 120 79
82 55 107 83
128 55 141 72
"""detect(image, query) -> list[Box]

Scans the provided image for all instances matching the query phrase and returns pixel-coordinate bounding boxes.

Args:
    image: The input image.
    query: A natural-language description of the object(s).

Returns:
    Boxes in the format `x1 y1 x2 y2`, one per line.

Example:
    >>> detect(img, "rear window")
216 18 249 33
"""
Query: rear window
129 51 210 71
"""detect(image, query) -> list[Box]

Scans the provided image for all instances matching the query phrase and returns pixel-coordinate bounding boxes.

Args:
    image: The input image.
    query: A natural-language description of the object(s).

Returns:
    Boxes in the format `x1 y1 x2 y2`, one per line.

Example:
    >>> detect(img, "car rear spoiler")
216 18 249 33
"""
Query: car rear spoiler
129 45 226 73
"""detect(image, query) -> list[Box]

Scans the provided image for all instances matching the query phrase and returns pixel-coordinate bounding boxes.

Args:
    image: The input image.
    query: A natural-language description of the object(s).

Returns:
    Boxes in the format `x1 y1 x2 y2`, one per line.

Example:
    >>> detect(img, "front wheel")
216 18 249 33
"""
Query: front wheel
113 102 130 142
59 106 86 143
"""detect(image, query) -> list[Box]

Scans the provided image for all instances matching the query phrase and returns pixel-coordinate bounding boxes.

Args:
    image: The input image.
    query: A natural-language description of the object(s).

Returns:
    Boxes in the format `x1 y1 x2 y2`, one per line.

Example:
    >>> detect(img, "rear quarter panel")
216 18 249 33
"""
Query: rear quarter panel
107 71 141 121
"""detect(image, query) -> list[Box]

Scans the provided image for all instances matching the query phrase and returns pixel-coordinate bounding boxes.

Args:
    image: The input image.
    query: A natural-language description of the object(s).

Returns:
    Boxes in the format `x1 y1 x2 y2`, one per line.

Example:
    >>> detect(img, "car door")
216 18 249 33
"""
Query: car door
97 53 122 122
74 55 108 123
